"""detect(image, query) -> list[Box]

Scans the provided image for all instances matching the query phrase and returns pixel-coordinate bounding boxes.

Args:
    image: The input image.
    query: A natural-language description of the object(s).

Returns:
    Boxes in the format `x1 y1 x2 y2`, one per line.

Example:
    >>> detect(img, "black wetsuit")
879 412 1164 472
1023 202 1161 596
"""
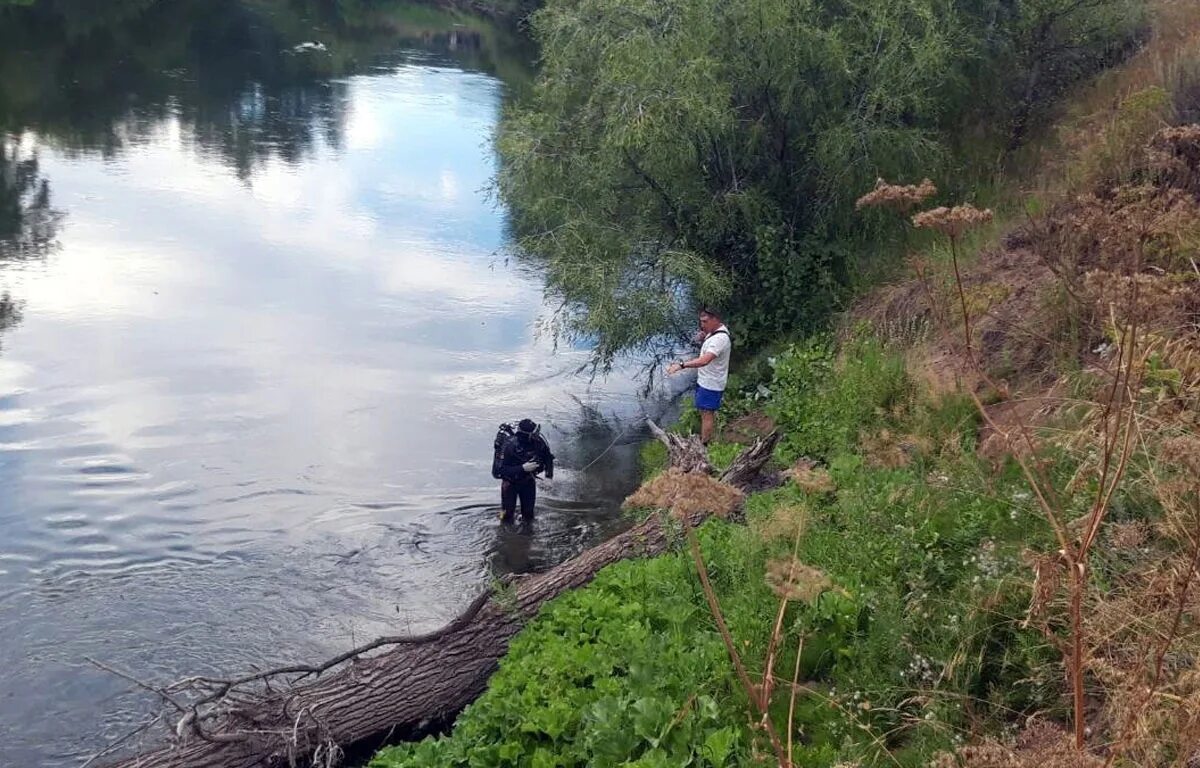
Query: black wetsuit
498 432 554 522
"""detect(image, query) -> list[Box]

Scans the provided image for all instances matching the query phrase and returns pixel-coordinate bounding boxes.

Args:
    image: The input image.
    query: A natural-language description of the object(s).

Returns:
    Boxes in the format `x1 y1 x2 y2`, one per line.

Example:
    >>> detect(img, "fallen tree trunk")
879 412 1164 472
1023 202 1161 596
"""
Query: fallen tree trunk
108 426 780 768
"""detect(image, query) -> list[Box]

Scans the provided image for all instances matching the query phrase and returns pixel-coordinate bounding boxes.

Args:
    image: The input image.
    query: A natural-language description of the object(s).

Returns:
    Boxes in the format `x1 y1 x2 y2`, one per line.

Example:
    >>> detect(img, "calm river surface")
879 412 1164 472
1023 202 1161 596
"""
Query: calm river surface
0 3 669 764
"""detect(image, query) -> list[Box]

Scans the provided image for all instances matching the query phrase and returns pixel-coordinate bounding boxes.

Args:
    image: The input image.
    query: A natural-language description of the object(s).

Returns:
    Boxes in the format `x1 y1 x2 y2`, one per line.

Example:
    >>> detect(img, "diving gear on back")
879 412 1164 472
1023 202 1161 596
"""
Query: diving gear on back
491 422 517 480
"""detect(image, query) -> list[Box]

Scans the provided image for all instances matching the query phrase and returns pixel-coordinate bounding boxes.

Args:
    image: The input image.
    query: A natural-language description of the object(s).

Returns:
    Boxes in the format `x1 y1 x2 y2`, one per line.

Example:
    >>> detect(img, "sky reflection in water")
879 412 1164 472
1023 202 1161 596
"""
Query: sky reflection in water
0 9 670 764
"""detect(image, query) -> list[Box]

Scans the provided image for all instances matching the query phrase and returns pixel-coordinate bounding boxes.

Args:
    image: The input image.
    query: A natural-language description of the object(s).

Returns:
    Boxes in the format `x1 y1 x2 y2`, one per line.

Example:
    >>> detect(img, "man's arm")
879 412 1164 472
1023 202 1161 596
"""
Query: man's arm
667 351 716 376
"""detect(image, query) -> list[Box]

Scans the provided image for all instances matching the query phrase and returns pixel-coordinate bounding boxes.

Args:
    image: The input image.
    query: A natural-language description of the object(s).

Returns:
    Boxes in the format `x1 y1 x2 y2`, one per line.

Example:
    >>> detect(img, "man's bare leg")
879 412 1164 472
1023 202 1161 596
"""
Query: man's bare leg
700 409 715 445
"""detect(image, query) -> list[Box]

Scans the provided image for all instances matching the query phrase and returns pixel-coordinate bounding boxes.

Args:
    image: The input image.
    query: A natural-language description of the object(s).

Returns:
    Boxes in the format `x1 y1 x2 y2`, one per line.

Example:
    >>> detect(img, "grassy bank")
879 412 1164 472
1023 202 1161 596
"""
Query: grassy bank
372 1 1200 765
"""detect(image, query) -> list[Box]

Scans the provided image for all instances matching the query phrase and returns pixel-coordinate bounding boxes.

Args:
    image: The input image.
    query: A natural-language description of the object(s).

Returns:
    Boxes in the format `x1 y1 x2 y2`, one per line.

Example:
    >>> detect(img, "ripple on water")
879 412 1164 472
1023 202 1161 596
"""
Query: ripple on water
2 470 219 594
145 479 199 502
42 512 90 529
214 487 314 505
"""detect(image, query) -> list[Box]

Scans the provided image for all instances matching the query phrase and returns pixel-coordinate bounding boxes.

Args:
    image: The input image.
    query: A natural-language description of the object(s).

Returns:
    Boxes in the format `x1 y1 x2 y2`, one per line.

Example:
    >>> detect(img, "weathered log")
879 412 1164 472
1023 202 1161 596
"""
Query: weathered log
717 428 780 489
645 419 713 474
108 427 780 768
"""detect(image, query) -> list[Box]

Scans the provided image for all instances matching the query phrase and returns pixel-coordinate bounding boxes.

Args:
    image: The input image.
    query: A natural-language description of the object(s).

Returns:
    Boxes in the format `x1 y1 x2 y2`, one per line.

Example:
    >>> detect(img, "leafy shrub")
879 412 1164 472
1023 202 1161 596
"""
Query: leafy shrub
765 334 912 463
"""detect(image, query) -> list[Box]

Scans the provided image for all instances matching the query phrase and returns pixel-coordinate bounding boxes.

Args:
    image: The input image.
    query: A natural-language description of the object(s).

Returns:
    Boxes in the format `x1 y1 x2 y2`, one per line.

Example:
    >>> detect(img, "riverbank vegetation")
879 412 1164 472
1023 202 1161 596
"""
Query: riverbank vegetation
497 0 1148 366
372 0 1200 765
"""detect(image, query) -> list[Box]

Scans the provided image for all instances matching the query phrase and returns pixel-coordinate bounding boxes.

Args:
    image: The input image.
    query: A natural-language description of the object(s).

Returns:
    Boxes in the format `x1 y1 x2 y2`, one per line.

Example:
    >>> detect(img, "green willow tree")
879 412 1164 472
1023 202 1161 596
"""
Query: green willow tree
496 0 1144 368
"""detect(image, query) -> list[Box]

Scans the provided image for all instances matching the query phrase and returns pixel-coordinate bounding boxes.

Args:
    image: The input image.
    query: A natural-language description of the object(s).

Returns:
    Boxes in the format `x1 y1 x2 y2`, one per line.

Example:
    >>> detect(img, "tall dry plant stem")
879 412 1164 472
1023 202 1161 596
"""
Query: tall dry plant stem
949 236 974 358
786 632 804 762
761 525 805 713
683 520 791 767
933 207 1145 751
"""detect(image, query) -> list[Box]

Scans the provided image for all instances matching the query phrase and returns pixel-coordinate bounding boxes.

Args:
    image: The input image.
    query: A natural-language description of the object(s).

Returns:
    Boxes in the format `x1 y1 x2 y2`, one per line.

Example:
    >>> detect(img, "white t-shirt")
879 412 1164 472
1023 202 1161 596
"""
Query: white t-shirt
697 325 732 391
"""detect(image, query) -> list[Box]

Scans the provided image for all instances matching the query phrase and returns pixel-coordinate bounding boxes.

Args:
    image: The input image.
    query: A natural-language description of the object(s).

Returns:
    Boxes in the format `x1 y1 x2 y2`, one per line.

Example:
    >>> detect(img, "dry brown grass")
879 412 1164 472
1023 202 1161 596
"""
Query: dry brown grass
1074 408 1200 766
856 0 1200 392
858 428 933 469
934 721 1106 768
866 122 1200 402
859 126 1200 762
1026 0 1200 195
957 124 1200 759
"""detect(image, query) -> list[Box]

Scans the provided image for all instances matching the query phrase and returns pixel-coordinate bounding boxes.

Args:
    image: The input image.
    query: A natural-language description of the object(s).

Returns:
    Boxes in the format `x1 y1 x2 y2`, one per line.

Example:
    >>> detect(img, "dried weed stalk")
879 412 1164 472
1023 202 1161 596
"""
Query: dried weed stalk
860 126 1200 756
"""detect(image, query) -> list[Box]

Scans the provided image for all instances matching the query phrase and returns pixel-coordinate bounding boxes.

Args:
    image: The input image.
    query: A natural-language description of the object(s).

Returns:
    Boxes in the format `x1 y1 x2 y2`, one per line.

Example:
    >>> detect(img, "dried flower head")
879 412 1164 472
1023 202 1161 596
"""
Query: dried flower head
622 468 744 520
754 503 808 542
1022 549 1065 633
856 177 938 212
764 557 831 603
1146 125 1200 184
783 458 836 494
912 204 994 238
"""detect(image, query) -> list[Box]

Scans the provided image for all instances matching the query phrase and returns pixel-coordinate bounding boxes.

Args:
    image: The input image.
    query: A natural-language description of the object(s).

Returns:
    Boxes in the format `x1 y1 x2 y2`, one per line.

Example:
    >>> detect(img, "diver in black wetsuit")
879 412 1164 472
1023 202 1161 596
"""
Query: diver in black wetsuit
495 418 554 523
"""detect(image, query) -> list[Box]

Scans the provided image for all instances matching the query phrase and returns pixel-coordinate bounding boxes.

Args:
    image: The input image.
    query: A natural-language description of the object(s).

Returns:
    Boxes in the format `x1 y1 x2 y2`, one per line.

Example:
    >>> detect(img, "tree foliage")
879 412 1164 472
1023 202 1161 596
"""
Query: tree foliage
497 0 1145 367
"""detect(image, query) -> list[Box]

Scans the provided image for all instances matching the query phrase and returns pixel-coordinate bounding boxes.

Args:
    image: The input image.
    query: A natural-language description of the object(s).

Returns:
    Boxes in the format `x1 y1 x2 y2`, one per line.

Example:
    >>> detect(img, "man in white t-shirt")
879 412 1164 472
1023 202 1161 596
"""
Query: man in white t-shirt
667 307 732 445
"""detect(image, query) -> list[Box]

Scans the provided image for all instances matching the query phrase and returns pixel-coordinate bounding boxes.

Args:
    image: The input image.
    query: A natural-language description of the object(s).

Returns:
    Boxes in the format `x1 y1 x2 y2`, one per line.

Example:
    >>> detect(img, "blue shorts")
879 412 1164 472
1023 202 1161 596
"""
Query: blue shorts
694 385 724 411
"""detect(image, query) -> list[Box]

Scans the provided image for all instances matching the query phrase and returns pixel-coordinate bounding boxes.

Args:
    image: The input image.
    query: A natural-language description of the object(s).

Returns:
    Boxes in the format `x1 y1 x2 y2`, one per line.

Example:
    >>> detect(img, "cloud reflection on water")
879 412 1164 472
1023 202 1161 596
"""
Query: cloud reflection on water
0 29 661 768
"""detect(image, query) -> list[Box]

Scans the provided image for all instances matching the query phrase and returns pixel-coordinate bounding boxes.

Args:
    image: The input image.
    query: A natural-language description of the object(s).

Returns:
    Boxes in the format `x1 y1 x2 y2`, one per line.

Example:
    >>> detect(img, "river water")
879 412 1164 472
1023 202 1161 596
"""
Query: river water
0 2 669 764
